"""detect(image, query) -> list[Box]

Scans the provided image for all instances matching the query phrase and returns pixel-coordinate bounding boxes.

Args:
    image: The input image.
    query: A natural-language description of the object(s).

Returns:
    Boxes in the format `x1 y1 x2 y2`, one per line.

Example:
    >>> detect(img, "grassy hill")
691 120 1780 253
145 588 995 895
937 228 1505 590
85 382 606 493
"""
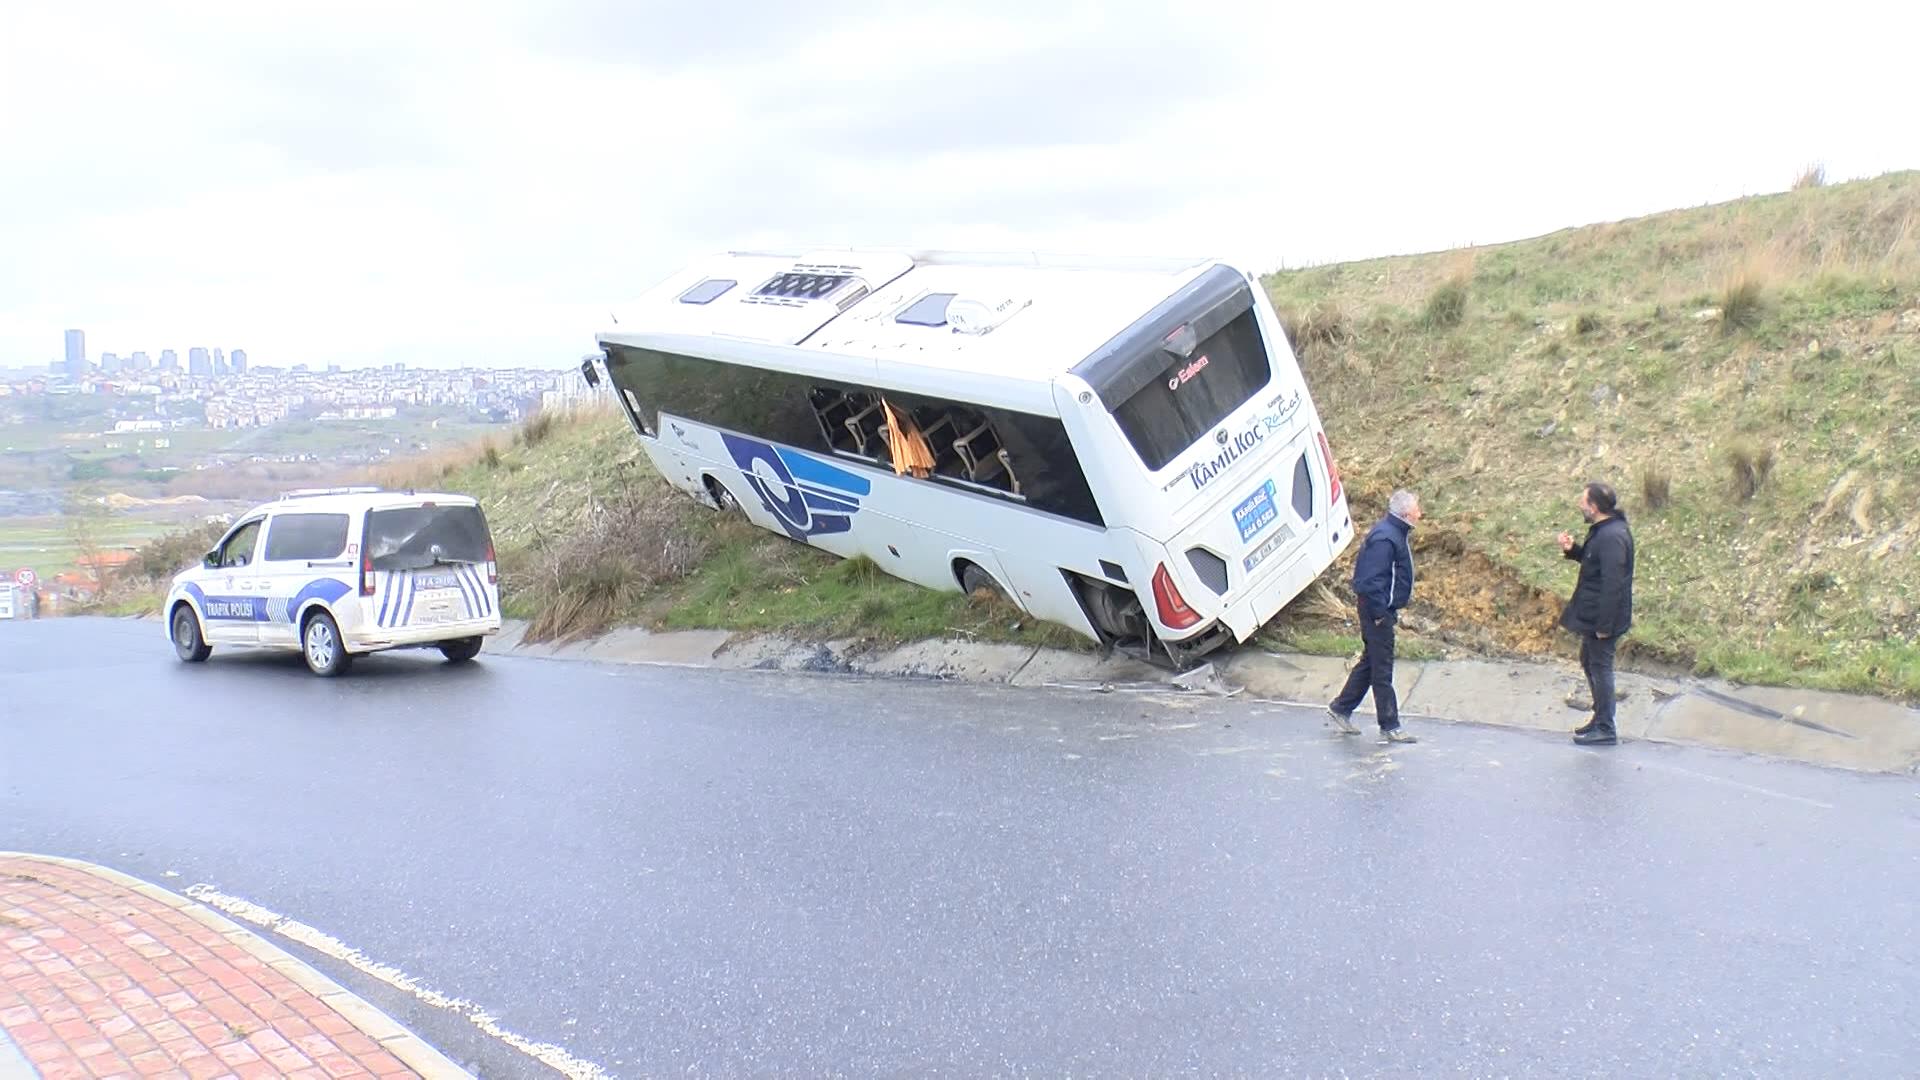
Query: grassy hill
1262 169 1920 695
95 171 1920 697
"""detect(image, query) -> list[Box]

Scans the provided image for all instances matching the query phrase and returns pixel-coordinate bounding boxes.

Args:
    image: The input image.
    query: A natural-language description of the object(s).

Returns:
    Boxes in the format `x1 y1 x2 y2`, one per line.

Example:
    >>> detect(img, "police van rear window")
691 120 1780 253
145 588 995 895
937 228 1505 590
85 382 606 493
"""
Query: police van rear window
1112 308 1271 472
366 505 491 571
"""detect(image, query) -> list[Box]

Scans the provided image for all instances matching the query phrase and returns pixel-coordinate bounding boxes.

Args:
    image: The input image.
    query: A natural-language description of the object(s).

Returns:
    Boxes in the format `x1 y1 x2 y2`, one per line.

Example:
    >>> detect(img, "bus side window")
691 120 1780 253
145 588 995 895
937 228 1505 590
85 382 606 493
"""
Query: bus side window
890 398 1019 497
948 408 1015 494
621 388 655 437
810 388 888 461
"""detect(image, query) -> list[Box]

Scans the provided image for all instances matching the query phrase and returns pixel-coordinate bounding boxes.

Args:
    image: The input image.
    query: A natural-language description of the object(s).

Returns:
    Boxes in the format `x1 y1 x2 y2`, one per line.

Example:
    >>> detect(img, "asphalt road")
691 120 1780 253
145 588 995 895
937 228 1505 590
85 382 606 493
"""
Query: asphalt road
4 617 1917 1077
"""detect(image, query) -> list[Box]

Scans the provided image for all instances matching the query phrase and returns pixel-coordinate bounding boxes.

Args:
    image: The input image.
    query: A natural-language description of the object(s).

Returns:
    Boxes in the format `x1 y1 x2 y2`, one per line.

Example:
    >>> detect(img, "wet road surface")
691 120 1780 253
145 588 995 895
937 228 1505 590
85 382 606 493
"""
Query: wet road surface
4 617 1917 1076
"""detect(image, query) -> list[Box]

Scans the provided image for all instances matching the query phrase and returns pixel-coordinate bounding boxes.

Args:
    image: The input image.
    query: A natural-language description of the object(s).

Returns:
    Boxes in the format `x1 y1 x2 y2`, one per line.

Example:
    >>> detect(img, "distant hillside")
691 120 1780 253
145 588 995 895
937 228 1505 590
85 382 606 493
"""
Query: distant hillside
1263 170 1920 696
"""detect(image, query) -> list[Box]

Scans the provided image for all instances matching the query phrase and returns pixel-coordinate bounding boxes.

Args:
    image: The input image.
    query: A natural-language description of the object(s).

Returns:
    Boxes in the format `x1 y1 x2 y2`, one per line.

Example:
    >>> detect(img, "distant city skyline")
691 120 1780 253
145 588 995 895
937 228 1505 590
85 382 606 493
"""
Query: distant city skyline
17 329 564 374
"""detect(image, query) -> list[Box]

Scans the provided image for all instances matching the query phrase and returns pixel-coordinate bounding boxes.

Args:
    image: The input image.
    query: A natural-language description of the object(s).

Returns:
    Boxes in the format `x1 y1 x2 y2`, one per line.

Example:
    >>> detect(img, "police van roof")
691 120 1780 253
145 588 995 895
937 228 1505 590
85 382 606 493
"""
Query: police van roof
596 249 1231 415
248 489 483 516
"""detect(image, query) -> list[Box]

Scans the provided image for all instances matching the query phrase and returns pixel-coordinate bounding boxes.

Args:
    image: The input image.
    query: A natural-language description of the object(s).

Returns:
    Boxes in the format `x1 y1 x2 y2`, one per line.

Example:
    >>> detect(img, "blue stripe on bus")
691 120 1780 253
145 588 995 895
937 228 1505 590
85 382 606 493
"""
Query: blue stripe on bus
802 491 860 514
783 450 872 496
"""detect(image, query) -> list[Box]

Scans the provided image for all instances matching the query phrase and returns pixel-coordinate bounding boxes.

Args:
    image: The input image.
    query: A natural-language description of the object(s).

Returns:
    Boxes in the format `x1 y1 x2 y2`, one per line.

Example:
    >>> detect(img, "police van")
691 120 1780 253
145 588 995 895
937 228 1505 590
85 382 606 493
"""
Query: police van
163 487 502 676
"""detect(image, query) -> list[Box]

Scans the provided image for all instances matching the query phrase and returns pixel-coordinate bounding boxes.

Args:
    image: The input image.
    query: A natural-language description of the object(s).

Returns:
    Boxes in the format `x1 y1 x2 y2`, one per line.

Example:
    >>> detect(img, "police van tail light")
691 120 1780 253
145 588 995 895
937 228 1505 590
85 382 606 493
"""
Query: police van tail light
1151 563 1202 630
360 552 375 596
1315 430 1344 506
486 542 498 586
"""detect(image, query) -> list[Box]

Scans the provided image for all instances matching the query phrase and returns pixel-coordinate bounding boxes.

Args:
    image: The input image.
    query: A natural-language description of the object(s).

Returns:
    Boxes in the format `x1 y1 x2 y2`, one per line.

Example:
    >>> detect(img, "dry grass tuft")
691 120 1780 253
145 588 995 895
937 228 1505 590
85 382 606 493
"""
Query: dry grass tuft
516 409 559 448
1283 303 1352 355
1725 440 1776 501
1793 163 1827 191
1639 464 1672 511
1422 276 1469 329
1718 267 1768 334
519 486 713 644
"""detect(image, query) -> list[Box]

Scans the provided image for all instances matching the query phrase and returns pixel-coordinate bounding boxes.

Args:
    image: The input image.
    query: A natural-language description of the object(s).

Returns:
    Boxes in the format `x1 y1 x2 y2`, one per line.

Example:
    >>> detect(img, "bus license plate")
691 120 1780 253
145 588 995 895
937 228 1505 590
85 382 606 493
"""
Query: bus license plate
1233 479 1280 542
1243 525 1296 573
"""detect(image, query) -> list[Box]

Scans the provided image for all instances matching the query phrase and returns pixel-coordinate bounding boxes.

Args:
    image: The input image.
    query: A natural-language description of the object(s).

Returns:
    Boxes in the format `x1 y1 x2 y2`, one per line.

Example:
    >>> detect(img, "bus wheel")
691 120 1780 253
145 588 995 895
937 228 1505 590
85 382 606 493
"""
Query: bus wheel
958 563 1005 602
704 476 742 514
1079 577 1147 642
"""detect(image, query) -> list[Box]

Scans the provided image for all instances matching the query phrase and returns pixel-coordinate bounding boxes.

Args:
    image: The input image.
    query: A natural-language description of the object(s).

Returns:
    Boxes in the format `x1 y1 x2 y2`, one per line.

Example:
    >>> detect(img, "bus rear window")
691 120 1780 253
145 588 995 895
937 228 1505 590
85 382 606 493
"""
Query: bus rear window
1111 308 1272 471
366 505 492 571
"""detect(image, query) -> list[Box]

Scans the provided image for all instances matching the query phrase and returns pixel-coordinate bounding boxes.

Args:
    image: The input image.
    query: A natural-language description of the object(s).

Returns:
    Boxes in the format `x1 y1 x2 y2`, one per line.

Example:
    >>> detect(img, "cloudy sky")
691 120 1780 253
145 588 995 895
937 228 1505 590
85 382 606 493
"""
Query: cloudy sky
3 1 1915 371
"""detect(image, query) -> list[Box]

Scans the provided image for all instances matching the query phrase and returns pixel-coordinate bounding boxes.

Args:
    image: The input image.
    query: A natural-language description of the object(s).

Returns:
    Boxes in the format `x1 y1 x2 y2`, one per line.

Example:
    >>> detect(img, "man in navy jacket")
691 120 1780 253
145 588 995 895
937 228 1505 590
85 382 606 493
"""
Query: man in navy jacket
1328 490 1422 743
1558 481 1636 745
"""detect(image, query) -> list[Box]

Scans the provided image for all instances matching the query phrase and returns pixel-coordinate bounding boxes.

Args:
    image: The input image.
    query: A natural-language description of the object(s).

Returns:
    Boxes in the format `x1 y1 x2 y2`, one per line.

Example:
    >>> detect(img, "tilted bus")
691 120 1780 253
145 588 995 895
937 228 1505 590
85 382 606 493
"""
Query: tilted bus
588 250 1353 668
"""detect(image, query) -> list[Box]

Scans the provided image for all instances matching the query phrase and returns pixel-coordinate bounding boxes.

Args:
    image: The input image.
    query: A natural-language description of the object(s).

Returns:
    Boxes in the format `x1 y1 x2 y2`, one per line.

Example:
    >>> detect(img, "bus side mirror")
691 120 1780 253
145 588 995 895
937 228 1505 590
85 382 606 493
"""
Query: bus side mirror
579 356 601 388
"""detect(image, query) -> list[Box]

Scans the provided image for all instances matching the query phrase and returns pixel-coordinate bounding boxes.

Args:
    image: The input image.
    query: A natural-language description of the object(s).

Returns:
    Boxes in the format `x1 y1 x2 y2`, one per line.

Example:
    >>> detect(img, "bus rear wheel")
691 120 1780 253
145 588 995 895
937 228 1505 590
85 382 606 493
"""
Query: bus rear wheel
958 562 1005 602
704 476 742 514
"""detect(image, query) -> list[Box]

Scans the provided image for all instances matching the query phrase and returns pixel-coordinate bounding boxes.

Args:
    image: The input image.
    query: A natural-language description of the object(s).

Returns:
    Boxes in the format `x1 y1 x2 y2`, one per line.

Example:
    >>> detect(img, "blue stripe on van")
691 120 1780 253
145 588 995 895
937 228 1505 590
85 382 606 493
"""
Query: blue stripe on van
454 565 478 619
471 565 492 617
460 565 482 619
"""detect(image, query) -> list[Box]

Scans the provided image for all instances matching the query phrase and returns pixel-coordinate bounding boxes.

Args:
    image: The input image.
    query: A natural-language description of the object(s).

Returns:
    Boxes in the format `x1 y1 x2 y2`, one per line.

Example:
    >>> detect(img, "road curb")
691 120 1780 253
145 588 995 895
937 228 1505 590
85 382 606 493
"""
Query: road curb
0 851 473 1079
113 613 1920 775
489 620 1920 775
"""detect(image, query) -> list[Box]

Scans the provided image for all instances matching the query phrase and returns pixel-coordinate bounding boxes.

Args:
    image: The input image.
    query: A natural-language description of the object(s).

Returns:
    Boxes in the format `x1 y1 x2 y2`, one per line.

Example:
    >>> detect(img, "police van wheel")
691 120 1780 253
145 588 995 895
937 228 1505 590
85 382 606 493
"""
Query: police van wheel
958 563 1005 602
302 612 352 677
171 605 212 663
439 637 483 663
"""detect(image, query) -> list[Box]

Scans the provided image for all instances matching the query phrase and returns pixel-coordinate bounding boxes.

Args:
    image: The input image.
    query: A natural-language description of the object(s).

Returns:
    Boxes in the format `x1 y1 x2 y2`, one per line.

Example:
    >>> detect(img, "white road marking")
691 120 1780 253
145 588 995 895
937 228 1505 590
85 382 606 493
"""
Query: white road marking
183 884 611 1080
1632 761 1835 810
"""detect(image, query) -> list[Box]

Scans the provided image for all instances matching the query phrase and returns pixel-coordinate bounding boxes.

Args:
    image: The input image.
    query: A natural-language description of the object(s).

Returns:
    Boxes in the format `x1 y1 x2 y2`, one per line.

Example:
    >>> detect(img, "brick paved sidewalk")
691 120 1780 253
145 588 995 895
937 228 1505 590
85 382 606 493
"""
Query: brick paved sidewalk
0 854 468 1080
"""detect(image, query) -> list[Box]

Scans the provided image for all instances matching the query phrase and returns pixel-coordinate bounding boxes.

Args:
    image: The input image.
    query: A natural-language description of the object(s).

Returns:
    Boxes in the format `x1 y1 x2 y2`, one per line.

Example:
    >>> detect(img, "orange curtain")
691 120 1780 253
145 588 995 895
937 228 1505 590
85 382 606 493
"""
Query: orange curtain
882 399 935 478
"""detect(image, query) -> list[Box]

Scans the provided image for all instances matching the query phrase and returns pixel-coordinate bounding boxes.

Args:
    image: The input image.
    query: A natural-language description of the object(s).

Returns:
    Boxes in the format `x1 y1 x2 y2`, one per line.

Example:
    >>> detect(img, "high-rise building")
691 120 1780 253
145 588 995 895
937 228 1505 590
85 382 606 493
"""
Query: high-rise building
160 349 179 372
130 351 151 372
188 347 211 377
63 330 86 377
230 349 248 374
101 352 122 374
211 348 227 379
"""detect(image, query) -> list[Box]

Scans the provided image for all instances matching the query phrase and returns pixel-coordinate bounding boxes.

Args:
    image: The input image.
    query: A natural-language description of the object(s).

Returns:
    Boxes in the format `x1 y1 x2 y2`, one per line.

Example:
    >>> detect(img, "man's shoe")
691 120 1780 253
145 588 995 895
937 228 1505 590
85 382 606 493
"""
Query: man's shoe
1325 707 1360 735
1382 727 1419 744
1573 728 1618 746
1573 720 1596 736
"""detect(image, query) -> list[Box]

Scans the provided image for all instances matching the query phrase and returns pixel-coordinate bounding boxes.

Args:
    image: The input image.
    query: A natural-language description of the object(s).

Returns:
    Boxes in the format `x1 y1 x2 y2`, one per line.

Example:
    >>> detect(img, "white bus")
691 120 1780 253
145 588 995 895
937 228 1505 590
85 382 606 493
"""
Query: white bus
589 250 1354 668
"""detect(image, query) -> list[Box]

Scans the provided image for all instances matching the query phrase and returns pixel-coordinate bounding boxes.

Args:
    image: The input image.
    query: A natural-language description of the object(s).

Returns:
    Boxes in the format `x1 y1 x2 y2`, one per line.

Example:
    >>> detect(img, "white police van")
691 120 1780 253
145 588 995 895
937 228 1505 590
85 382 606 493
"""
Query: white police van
164 487 502 676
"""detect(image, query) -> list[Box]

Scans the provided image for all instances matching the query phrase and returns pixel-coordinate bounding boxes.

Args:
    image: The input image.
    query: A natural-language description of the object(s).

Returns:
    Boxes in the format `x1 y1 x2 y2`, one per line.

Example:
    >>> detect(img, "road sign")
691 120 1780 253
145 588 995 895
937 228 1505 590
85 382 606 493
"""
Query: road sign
13 568 36 588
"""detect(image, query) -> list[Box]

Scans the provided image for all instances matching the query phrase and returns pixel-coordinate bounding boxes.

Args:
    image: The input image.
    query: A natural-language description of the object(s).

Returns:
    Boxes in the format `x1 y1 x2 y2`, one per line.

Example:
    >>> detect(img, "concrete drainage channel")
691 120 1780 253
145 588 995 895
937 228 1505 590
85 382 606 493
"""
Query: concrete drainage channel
489 621 1920 777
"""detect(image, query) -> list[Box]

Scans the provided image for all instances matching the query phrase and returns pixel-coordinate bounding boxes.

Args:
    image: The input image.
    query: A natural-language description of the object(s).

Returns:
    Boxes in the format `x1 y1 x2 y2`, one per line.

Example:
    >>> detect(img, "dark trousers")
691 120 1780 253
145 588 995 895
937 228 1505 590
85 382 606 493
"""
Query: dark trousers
1331 602 1400 731
1581 633 1619 734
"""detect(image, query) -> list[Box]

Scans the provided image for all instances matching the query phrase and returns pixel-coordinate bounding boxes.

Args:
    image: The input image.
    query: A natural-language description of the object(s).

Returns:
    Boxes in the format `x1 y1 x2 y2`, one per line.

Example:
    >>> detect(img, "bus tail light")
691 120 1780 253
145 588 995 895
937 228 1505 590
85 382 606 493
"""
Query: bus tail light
486 542 498 586
1315 430 1344 506
1151 564 1202 630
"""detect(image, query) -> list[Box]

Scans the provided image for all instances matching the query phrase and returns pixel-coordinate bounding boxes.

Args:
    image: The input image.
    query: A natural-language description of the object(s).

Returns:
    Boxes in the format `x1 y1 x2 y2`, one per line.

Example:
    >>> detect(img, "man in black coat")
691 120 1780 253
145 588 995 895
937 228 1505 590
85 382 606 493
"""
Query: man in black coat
1328 489 1422 744
1558 481 1636 746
